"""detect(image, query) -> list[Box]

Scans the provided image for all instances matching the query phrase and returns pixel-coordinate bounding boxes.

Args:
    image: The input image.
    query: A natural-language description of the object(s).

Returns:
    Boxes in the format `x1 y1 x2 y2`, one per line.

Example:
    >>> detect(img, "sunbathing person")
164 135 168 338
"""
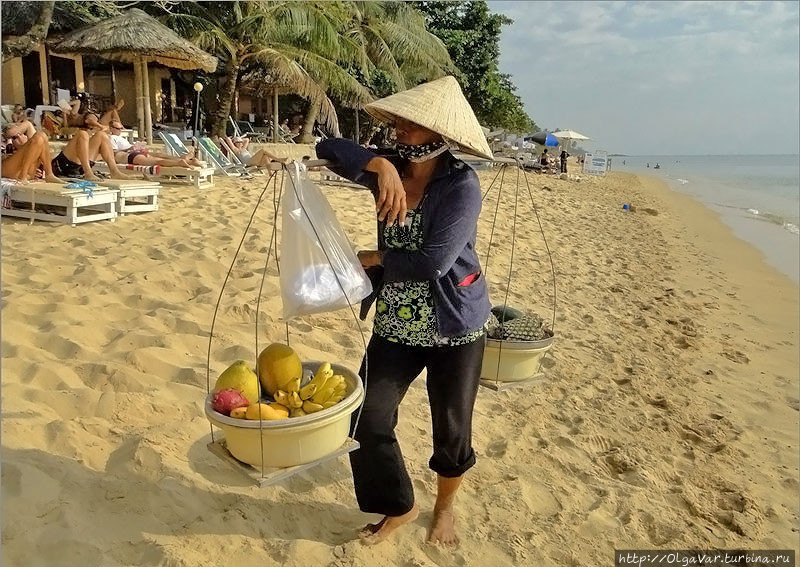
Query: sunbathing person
50 130 130 181
108 121 203 168
10 105 36 138
222 136 285 167
1 124 63 183
59 96 125 131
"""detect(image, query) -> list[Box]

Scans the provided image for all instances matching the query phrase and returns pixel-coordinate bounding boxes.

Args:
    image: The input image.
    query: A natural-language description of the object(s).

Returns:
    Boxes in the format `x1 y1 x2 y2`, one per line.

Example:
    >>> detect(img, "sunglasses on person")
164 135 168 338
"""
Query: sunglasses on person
8 133 25 141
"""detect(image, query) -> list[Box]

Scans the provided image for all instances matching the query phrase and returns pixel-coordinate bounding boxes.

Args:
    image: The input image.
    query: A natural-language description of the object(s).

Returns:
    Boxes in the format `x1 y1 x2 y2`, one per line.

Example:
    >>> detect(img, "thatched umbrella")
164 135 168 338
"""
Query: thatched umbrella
239 70 296 142
53 8 216 144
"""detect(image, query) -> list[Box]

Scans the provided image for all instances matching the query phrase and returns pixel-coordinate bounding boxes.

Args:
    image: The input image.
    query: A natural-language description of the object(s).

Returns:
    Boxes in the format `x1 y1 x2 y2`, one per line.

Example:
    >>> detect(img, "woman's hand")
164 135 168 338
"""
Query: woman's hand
357 250 383 269
366 157 406 226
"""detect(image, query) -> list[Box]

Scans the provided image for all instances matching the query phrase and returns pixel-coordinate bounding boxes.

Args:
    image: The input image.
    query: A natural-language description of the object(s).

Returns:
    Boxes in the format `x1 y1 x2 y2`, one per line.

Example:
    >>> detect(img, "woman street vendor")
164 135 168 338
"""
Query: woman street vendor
316 76 493 546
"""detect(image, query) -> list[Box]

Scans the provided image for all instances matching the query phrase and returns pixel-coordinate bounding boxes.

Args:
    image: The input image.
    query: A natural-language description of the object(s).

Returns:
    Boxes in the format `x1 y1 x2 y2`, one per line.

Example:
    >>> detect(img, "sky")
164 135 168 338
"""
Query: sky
488 1 800 155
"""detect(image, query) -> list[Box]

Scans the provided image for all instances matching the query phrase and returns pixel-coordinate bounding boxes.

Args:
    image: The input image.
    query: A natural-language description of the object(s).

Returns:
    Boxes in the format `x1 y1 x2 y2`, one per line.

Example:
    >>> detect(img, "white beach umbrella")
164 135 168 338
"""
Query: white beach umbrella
552 129 590 141
552 130 591 152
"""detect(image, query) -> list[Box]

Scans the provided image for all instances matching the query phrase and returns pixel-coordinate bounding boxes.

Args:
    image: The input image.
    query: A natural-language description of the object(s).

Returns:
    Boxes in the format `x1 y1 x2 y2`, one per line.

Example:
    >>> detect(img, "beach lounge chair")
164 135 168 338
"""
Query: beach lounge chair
93 160 215 189
1 179 118 225
237 120 270 143
159 131 193 158
194 136 248 176
88 178 161 215
0 105 15 125
32 105 61 131
258 119 297 143
228 116 268 143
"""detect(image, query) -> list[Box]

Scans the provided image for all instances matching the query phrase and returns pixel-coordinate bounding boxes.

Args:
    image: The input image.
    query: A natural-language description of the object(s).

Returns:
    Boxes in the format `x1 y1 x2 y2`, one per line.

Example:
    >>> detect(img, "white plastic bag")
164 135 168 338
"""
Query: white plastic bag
279 163 372 319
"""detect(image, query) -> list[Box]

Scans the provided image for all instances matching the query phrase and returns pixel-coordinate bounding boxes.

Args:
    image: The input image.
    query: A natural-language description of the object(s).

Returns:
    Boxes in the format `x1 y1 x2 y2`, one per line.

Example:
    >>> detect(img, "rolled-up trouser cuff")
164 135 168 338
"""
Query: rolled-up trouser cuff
429 448 476 478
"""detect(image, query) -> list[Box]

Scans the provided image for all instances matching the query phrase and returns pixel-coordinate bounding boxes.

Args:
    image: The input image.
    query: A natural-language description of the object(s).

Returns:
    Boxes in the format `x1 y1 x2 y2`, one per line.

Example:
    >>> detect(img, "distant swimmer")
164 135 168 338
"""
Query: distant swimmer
654 163 661 169
646 162 650 168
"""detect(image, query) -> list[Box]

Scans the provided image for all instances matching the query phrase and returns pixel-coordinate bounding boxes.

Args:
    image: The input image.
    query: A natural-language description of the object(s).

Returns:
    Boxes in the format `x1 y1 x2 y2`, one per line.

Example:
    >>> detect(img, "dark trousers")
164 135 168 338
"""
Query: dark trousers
349 333 486 516
560 159 567 173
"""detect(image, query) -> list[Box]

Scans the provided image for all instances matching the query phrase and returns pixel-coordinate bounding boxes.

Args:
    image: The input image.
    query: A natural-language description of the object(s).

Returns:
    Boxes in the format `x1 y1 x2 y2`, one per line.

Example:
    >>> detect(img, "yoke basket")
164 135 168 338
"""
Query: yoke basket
476 157 558 391
203 163 370 486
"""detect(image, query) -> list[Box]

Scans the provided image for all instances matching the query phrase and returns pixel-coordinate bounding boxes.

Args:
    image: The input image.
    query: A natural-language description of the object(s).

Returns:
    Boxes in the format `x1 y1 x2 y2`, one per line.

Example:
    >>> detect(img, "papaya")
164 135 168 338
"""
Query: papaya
257 343 303 396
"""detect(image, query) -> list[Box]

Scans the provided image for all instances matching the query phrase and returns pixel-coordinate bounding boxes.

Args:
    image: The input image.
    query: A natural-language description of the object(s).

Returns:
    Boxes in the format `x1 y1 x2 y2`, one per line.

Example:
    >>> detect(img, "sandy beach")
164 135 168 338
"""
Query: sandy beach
2 154 798 566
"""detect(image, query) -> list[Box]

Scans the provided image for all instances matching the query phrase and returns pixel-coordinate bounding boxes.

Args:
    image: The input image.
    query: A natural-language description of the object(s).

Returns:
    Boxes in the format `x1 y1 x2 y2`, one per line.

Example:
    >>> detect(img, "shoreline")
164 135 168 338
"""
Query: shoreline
631 170 799 293
615 156 800 284
1 165 797 565
655 172 799 284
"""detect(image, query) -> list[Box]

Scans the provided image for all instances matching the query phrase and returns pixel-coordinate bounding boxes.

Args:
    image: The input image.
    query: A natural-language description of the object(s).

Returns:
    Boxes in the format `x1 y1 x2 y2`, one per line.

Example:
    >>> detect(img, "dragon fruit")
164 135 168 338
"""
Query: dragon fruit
212 388 250 416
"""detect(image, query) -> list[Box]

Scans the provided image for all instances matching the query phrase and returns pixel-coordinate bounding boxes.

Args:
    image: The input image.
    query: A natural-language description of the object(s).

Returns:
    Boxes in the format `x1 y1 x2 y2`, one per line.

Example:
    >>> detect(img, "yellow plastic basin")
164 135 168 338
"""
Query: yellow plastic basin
481 333 554 382
205 361 363 468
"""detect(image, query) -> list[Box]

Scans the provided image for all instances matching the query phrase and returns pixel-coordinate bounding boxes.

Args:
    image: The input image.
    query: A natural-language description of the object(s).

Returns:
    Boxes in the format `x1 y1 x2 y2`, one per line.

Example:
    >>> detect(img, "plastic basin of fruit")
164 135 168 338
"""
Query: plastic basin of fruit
481 332 554 382
205 361 363 468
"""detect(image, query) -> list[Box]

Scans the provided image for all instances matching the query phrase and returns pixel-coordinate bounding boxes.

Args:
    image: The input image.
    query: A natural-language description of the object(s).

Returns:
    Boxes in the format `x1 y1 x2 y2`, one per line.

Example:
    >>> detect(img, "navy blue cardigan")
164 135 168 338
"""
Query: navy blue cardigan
316 138 490 337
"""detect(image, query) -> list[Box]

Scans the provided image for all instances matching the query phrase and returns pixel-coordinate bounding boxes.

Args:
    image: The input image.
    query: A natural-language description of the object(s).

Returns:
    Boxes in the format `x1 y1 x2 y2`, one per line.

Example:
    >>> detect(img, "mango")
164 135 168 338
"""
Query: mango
257 343 302 396
245 402 288 420
214 361 260 405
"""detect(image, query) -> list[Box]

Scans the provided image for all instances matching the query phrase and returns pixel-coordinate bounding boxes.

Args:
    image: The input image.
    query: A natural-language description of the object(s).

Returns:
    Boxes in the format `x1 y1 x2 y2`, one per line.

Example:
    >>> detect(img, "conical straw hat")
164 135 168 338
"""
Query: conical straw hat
364 76 493 160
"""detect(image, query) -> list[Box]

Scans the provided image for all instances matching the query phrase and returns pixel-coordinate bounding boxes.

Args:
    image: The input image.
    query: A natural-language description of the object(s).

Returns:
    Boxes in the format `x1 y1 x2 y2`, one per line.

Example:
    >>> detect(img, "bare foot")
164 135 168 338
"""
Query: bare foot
84 172 102 181
44 175 64 184
359 505 419 545
109 171 132 180
428 508 459 547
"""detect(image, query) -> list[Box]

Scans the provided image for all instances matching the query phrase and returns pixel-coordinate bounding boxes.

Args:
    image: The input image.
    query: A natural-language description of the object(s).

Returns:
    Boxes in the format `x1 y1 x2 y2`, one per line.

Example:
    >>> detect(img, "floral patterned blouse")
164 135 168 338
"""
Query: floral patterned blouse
373 207 484 347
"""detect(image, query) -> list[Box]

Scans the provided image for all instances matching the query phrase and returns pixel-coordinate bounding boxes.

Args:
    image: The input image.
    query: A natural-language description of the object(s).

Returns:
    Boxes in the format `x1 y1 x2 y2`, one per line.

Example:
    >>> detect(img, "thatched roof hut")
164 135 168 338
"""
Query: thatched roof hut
53 8 216 73
53 8 217 143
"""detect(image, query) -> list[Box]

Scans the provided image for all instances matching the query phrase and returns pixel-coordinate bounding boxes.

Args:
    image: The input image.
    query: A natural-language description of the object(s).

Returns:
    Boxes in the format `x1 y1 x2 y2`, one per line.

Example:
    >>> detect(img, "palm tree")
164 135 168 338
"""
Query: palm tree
164 1 454 141
294 1 454 142
344 1 453 90
164 1 373 137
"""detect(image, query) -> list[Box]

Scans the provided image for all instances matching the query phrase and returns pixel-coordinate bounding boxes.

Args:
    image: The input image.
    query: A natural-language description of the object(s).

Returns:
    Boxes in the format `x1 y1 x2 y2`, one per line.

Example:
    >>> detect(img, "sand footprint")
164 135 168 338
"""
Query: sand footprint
721 349 749 364
519 480 562 516
485 439 508 458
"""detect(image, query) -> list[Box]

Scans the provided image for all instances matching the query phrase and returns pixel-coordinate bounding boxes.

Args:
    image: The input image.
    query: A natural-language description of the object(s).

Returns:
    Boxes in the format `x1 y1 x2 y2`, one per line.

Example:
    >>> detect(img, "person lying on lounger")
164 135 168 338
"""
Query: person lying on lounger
108 121 204 168
59 95 125 131
221 136 286 167
1 124 63 183
10 105 36 139
50 130 131 181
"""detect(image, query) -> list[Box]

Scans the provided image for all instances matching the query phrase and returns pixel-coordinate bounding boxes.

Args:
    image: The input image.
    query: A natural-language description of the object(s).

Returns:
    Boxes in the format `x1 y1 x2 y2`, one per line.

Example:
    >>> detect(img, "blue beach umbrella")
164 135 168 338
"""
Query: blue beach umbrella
524 131 560 147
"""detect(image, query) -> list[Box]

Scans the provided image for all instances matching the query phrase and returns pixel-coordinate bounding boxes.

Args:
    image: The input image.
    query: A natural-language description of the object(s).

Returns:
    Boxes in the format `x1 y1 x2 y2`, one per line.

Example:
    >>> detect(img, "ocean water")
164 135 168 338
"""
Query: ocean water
614 155 800 283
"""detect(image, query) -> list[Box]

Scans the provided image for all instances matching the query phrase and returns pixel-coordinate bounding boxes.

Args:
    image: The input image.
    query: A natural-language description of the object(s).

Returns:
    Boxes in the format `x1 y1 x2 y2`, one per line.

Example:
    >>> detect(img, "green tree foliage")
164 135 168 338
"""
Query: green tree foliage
414 1 536 133
1 0 120 61
157 1 451 139
158 1 377 137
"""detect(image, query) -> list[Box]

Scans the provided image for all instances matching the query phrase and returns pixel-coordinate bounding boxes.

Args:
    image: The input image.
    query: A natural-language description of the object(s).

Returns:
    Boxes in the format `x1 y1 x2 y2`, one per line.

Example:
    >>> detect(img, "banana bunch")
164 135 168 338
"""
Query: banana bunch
271 362 348 417
273 369 301 396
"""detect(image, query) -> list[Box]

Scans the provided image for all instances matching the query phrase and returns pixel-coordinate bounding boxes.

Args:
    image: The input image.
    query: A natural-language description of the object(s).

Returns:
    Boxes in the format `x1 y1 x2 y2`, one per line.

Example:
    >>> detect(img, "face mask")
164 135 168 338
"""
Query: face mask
396 140 450 163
